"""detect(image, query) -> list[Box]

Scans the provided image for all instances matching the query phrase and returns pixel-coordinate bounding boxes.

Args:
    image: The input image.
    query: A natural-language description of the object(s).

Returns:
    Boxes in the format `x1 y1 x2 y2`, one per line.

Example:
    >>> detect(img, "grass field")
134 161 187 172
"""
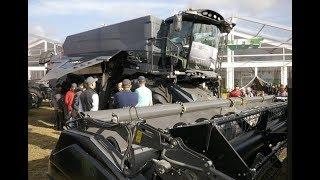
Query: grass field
28 102 60 180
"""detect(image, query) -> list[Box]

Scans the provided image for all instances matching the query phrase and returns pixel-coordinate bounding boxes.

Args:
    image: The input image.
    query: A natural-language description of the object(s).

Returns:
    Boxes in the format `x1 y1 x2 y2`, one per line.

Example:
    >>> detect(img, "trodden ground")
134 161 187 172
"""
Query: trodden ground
28 102 60 180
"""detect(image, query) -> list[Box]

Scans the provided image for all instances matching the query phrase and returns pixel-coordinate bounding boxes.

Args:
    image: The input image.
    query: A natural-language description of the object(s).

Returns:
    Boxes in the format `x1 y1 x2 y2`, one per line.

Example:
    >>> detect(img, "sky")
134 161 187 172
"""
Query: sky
28 0 292 43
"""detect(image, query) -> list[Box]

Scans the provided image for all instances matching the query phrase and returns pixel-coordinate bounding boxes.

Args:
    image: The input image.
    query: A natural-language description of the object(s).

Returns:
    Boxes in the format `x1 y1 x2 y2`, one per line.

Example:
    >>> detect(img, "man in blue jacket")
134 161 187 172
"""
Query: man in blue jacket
114 79 138 108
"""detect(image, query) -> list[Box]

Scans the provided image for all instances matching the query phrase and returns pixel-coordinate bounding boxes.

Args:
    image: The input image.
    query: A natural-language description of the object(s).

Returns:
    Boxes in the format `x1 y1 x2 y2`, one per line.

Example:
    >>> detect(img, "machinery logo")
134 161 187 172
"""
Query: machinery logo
228 37 264 50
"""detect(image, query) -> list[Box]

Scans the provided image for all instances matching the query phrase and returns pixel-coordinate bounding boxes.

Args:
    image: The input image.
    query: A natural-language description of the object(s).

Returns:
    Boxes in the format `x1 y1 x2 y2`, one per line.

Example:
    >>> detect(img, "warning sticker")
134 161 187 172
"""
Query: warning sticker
135 130 143 144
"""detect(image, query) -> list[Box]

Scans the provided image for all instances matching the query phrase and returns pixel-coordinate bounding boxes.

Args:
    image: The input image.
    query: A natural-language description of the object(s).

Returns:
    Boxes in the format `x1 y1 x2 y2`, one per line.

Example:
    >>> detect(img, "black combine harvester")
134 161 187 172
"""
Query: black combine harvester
42 9 235 108
44 9 288 180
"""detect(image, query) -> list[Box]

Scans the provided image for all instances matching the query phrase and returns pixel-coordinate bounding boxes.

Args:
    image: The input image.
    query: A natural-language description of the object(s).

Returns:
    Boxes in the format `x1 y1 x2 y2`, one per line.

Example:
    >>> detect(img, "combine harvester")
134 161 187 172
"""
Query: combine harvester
45 9 288 180
41 9 235 107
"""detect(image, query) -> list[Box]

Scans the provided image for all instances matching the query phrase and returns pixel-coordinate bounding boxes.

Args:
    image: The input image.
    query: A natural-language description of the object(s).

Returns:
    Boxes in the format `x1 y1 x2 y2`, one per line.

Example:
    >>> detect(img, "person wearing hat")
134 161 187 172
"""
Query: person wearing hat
64 83 77 115
135 76 153 107
80 76 99 111
114 79 138 108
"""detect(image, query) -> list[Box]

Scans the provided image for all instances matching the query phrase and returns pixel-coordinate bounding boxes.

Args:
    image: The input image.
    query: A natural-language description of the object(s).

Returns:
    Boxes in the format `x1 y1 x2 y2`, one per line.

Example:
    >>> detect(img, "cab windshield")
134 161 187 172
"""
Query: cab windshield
192 23 220 48
167 21 220 70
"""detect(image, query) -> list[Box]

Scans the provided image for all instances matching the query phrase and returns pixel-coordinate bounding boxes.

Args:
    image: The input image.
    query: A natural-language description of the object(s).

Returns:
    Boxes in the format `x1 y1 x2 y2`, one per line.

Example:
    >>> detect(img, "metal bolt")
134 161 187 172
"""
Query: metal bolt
238 173 241 176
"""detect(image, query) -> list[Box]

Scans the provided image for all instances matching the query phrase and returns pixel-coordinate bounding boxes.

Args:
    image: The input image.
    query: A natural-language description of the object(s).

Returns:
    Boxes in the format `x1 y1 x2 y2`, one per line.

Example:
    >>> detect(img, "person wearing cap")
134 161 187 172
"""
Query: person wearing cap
80 77 99 111
64 83 77 114
135 76 153 107
114 79 138 108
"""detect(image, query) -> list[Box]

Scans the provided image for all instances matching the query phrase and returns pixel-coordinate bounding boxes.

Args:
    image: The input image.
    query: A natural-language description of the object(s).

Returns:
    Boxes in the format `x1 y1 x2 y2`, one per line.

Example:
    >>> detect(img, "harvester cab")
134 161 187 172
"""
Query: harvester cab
163 9 234 73
145 9 235 93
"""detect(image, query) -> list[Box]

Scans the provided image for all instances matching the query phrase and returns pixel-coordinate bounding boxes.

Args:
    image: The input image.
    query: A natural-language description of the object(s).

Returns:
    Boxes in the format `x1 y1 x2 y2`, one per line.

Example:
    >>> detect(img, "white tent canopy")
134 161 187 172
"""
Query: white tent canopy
226 16 292 50
241 76 269 90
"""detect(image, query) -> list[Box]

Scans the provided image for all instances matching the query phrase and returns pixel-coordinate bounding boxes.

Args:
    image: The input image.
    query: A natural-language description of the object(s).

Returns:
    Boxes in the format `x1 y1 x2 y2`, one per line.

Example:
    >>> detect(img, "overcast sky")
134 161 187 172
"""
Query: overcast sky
28 0 292 43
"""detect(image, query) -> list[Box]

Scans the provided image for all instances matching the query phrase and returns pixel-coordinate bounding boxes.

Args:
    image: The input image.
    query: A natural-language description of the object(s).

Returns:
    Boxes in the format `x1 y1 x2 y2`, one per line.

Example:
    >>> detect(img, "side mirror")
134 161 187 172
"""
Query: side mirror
173 14 182 32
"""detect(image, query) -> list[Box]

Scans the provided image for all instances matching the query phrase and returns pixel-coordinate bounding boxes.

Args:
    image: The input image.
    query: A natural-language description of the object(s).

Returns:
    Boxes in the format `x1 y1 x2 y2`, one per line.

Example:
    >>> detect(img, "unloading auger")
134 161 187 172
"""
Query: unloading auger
48 96 287 180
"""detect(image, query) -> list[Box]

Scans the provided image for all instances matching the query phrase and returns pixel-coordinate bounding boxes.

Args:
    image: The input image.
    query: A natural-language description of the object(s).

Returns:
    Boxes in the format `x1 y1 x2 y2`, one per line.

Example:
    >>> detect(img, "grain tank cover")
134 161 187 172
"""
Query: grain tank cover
40 54 116 81
63 15 163 56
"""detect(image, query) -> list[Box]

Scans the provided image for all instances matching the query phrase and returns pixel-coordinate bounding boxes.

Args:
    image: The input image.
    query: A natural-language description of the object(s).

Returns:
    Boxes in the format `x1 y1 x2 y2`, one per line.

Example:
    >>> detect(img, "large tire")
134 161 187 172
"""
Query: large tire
153 93 169 104
151 84 172 104
29 88 43 108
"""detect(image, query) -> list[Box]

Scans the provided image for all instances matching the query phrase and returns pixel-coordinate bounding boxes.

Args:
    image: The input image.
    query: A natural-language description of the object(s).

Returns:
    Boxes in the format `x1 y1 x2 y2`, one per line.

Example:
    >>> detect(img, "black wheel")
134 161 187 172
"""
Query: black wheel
29 88 43 108
151 84 172 104
153 93 169 104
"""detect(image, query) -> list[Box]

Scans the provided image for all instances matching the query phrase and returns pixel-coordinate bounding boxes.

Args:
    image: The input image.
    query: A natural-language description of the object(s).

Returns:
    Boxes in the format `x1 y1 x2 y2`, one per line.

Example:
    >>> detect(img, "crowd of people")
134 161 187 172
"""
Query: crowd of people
51 76 153 130
50 75 288 130
229 84 288 98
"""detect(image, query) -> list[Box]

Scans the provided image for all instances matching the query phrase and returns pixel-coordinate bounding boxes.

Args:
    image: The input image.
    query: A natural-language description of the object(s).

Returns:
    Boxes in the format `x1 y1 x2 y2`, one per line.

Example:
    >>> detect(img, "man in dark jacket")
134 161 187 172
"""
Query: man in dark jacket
80 77 99 111
114 79 138 108
57 94 67 130
52 84 63 130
